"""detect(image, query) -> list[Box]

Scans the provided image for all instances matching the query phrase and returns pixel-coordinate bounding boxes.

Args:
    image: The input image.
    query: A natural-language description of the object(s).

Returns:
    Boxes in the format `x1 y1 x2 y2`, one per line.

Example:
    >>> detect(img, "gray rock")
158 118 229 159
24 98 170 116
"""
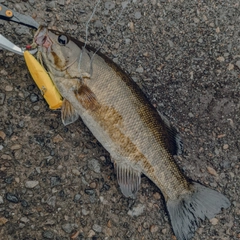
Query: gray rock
74 194 81 202
136 67 144 73
127 204 145 217
134 11 142 19
105 2 115 10
25 181 39 189
28 0 35 6
94 20 103 28
29 93 39 103
93 224 102 233
0 93 5 105
42 230 55 239
61 223 78 233
46 1 56 10
50 176 61 187
168 40 174 48
47 196 56 207
88 158 101 173
57 0 65 6
5 192 19 203
236 60 240 69
15 26 30 35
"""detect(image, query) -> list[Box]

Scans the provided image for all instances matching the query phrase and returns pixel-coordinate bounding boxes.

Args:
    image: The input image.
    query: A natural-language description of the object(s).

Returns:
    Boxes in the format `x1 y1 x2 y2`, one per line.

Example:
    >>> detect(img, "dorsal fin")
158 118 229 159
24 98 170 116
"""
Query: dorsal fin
114 161 141 199
158 111 183 155
61 99 79 126
75 84 99 111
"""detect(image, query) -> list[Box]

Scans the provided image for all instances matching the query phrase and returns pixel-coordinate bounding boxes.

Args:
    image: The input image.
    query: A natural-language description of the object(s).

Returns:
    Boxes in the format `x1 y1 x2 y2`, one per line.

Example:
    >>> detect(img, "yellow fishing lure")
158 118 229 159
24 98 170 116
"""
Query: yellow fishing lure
24 51 63 110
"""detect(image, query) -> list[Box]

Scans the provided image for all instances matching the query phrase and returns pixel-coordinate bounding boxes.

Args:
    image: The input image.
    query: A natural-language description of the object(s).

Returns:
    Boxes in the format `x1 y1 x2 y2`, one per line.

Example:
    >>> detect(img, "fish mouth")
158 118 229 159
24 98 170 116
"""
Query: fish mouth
34 26 52 51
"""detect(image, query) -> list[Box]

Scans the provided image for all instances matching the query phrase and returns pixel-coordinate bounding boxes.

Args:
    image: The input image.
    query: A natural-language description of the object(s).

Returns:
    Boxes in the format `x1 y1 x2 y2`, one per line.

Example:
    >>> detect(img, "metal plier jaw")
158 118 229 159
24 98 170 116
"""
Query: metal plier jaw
0 3 39 55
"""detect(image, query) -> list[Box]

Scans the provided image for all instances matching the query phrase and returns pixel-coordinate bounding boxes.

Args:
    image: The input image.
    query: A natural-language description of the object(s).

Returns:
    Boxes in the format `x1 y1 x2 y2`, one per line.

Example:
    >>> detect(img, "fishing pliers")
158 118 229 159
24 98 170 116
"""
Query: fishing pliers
0 3 39 55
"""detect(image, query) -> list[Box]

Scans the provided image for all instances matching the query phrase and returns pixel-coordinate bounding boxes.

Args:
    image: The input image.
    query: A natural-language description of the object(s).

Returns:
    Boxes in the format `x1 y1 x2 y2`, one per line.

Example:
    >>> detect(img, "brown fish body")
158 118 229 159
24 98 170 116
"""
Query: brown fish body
34 27 230 240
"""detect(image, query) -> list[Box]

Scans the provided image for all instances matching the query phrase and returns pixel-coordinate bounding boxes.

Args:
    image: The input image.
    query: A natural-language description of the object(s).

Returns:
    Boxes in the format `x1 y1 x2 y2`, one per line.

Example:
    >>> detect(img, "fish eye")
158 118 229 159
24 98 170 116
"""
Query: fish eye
57 35 69 46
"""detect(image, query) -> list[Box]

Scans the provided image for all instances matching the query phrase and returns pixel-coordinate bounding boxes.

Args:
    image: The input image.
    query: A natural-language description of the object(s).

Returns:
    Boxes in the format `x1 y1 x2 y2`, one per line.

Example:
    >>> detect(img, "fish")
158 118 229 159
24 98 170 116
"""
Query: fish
32 26 230 240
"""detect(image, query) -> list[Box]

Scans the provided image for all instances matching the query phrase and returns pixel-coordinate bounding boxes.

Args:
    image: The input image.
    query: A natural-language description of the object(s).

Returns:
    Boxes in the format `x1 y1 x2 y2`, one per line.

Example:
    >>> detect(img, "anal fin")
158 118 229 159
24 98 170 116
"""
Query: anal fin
61 99 79 126
114 162 141 199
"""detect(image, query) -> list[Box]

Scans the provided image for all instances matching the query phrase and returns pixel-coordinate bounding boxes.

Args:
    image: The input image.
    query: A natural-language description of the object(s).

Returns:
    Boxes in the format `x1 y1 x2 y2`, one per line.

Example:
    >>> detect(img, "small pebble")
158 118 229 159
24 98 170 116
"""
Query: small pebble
15 177 20 183
5 192 19 203
57 0 65 6
0 196 4 204
0 93 6 105
0 217 8 226
50 176 61 187
125 38 132 44
227 63 234 70
29 93 39 103
62 223 78 234
94 20 103 28
20 217 29 223
52 134 63 143
89 182 97 189
235 60 240 69
162 228 167 234
1 154 11 160
217 56 225 62
33 106 40 111
42 230 55 239
74 194 81 202
82 209 89 216
207 166 218 177
71 231 80 239
93 224 102 233
223 144 229 150
25 181 39 189
127 204 145 217
134 11 142 19
72 169 80 176
85 189 95 195
11 144 21 150
153 192 161 200
188 112 194 118
193 17 200 23
21 200 28 207
88 230 95 238
47 196 56 207
210 218 218 225
136 67 144 73
88 158 101 173
150 225 158 233
5 85 13 91
0 131 6 140
104 227 112 237
105 1 115 10
128 21 134 32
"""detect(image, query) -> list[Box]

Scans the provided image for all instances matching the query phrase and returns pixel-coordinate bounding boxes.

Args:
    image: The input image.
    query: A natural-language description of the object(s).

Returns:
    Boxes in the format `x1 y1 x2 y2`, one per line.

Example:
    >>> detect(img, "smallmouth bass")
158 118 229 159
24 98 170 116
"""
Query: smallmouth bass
33 26 230 240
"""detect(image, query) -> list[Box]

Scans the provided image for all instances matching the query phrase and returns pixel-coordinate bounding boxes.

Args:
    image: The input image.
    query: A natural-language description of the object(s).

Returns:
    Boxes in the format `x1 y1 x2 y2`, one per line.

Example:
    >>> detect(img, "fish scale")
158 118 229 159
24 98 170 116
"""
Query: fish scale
33 26 230 240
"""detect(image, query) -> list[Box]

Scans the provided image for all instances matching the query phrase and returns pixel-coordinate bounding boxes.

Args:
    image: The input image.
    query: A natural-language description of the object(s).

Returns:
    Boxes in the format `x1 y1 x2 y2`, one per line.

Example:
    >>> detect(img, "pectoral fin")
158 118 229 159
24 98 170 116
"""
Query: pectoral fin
75 84 99 111
61 99 79 126
114 162 141 199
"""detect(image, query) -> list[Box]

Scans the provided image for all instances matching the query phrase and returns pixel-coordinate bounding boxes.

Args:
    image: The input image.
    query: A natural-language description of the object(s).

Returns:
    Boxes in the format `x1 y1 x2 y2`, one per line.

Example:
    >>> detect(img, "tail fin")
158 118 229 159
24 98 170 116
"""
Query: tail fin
167 182 230 240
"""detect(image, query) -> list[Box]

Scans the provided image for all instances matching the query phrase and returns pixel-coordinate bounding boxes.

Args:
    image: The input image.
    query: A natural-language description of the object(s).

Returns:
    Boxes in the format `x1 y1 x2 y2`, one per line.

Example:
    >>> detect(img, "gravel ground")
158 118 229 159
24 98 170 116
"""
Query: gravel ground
0 0 240 239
